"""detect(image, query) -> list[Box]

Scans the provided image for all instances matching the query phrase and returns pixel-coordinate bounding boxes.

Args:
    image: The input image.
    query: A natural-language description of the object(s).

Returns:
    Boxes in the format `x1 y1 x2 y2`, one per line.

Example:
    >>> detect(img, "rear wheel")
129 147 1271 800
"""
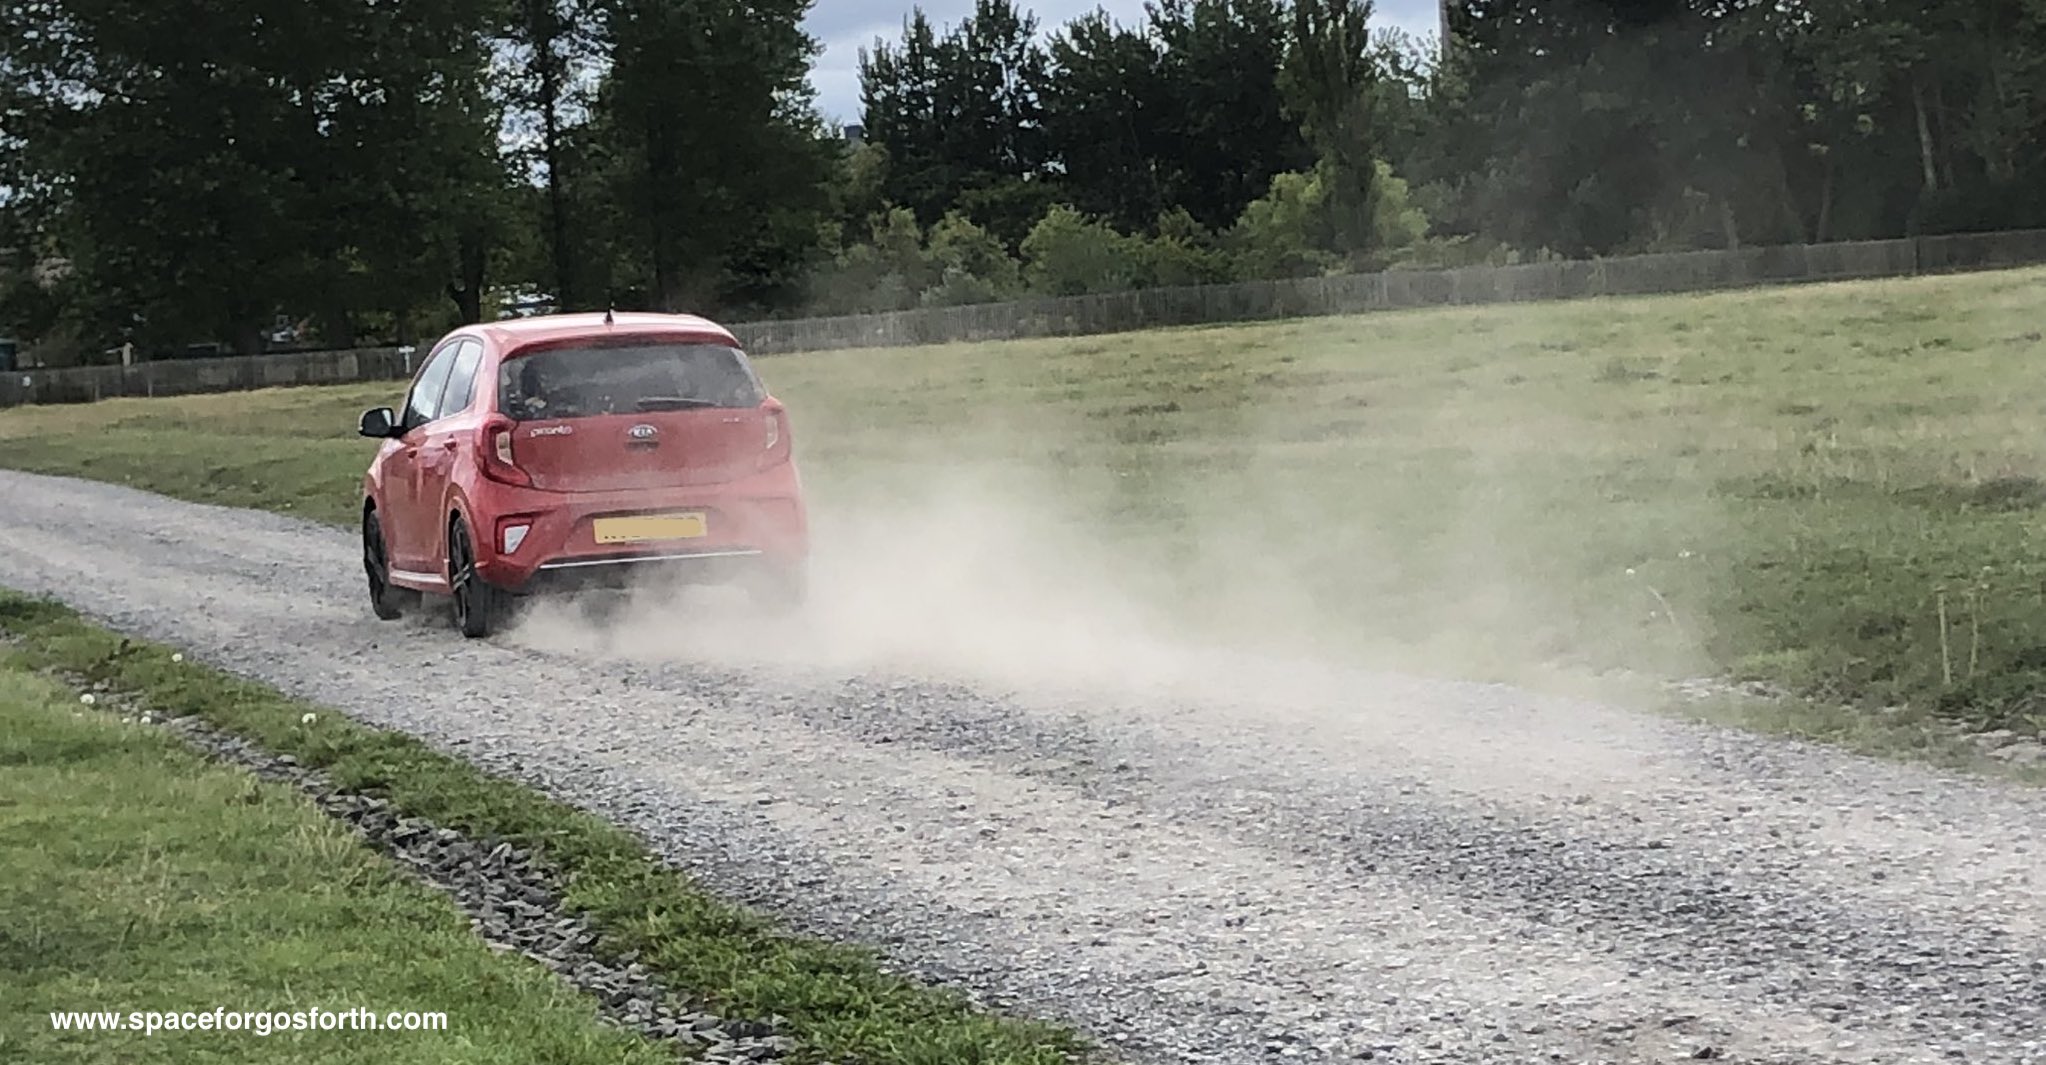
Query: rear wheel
362 508 416 621
448 515 509 638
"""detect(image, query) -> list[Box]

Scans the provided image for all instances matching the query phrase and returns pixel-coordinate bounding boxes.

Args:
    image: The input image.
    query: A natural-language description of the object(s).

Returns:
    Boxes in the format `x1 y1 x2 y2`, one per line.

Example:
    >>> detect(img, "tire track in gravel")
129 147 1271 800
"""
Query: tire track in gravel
2 469 2043 1065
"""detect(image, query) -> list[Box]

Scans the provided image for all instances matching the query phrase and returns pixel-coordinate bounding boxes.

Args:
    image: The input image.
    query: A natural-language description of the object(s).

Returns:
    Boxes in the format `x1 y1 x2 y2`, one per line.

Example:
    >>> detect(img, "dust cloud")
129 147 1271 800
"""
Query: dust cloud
508 459 1225 700
505 348 1733 712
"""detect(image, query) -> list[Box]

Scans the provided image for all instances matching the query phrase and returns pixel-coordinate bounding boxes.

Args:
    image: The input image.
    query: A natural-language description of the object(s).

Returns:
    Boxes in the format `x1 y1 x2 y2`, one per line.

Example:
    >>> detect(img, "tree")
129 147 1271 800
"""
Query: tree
0 0 328 352
499 0 603 310
1282 0 1381 260
859 12 952 224
1039 11 1170 233
593 0 837 312
859 0 1057 245
1149 0 1314 231
323 0 509 333
936 0 1050 183
0 0 508 351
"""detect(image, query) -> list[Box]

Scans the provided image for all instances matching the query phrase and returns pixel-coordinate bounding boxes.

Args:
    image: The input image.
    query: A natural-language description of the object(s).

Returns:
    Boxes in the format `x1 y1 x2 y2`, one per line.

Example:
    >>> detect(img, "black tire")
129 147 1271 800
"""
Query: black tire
448 515 509 639
362 507 415 621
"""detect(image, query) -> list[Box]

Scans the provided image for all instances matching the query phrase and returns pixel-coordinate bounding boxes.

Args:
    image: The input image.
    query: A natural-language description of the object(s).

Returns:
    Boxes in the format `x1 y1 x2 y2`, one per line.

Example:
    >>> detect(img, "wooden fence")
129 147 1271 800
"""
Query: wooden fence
5 228 2044 408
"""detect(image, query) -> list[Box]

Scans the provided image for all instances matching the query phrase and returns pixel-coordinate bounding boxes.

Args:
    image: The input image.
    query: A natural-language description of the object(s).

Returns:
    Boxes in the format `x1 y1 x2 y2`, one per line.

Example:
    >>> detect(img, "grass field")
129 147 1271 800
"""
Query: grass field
0 638 683 1064
0 594 1085 1063
5 267 2046 738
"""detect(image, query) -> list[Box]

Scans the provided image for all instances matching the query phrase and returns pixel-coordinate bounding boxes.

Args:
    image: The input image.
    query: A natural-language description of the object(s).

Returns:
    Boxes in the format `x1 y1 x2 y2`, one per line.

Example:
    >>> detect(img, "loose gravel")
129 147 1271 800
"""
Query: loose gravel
4 469 2045 1065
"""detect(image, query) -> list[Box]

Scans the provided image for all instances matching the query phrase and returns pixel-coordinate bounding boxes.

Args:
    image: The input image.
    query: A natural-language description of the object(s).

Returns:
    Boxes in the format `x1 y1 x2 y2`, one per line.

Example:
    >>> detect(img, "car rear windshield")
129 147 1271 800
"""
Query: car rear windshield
498 341 764 421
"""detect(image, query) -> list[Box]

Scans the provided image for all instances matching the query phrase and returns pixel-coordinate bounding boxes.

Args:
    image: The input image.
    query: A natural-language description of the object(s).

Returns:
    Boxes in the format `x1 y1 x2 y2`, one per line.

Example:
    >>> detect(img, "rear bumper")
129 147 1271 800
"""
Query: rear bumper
514 547 780 595
469 463 806 592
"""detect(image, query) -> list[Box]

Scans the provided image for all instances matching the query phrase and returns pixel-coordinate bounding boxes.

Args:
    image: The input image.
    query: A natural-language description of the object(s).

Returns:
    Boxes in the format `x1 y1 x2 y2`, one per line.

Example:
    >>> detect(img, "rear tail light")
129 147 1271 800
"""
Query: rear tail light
480 415 532 487
758 406 791 470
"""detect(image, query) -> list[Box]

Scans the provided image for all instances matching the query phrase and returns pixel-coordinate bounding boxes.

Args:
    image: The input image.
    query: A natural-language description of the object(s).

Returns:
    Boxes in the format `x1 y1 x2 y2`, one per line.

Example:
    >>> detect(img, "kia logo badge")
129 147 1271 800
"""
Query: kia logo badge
627 424 659 440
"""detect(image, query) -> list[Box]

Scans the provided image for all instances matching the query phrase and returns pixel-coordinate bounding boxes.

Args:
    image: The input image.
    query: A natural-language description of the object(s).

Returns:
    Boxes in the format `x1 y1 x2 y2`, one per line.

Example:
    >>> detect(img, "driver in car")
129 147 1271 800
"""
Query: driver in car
514 359 555 418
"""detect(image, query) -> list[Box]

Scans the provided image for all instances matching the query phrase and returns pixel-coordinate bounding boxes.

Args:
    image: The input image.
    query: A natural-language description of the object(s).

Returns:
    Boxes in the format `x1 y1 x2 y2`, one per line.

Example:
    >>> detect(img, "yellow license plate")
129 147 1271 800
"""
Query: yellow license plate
593 513 707 544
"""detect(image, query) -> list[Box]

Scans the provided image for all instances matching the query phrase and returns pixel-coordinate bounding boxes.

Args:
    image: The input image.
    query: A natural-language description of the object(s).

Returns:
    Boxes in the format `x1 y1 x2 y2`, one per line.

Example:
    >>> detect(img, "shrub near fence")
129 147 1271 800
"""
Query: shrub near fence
5 229 2045 408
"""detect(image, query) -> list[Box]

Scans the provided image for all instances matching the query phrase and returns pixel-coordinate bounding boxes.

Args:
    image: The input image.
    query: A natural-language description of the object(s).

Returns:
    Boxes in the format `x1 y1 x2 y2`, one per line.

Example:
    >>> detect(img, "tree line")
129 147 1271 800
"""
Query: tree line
2 0 2041 362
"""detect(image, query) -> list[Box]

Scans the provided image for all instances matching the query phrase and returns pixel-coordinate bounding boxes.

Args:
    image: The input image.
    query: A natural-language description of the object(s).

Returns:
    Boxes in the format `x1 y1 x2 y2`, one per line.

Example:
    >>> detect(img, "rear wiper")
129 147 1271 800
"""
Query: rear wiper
634 396 721 411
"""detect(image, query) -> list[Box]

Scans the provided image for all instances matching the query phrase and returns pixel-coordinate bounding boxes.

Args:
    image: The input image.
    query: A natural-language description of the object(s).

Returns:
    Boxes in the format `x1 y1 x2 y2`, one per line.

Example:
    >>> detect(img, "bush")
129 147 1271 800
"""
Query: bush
1020 205 1145 296
922 213 1021 302
1369 160 1430 255
803 208 935 314
1225 158 1432 277
1138 208 1235 287
806 159 1431 314
920 267 1009 307
1227 171 1341 279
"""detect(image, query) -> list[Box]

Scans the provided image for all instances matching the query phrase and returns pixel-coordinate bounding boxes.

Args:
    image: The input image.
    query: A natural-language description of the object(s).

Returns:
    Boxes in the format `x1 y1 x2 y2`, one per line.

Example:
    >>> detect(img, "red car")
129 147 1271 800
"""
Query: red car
356 311 808 637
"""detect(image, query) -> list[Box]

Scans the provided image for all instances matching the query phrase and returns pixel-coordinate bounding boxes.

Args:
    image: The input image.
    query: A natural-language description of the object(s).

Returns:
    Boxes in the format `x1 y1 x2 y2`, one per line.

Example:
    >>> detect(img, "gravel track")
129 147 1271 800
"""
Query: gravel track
3 468 2043 1065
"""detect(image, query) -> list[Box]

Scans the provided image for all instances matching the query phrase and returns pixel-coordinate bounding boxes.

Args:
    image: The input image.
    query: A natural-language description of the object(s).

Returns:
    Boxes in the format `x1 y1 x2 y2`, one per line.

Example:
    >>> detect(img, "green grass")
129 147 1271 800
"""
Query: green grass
0 635 683 1064
5 267 2046 735
0 594 1089 1065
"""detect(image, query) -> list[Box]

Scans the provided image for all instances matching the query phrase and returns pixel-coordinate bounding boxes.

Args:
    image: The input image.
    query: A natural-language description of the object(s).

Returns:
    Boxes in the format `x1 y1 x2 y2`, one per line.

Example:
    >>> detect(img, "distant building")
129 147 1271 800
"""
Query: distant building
841 124 866 147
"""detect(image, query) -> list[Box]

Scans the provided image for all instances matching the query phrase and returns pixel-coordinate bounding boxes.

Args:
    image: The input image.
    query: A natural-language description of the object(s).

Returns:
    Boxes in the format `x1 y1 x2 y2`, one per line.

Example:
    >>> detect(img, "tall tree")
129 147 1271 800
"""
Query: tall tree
0 0 329 352
595 0 836 312
500 0 601 310
1282 0 1382 258
1149 0 1313 231
860 0 1056 243
1039 12 1170 233
859 12 951 223
0 0 506 352
323 0 508 333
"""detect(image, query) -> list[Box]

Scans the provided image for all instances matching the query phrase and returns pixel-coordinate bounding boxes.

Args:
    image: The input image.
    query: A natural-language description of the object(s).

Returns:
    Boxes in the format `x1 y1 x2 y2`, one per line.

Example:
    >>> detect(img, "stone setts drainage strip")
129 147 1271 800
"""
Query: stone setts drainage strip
72 676 809 1065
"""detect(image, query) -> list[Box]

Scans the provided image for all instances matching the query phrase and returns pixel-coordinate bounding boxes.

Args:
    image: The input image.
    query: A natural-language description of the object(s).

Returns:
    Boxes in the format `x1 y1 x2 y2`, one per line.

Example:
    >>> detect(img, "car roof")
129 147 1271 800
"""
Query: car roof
477 312 741 352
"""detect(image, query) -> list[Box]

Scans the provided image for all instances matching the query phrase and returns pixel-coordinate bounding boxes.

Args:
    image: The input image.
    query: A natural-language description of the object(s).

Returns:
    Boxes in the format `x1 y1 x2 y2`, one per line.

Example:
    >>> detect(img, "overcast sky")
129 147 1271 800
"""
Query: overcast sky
803 0 1445 125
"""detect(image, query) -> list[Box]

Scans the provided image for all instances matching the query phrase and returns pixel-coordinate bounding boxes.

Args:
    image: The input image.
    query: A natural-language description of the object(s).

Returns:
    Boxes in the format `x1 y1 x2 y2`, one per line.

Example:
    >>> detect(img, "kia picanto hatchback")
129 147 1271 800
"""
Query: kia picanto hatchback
356 312 808 637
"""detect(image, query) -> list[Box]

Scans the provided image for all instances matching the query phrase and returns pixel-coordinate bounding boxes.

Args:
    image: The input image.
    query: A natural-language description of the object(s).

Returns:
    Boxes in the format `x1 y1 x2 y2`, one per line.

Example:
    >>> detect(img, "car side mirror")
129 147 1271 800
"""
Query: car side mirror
359 407 399 438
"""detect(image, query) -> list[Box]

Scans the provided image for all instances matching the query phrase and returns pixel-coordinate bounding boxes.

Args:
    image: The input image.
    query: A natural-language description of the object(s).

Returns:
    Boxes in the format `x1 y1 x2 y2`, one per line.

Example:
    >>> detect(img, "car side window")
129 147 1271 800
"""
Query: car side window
401 342 460 433
435 340 484 420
